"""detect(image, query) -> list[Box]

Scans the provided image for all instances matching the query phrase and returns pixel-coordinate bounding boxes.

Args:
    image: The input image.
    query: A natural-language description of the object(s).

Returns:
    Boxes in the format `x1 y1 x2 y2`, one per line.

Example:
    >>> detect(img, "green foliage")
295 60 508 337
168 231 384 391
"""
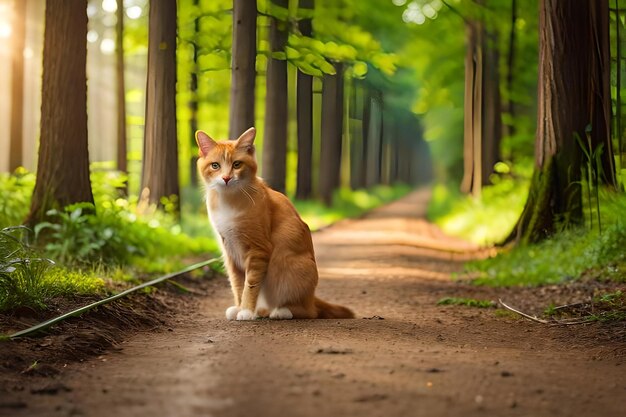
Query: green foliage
437 297 496 308
0 169 35 229
428 169 531 245
467 190 626 287
0 226 104 312
0 169 218 270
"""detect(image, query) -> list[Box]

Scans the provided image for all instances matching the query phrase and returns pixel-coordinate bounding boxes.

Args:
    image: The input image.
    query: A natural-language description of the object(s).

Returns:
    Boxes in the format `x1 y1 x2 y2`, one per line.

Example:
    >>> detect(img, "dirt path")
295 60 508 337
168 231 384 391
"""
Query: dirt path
4 189 625 417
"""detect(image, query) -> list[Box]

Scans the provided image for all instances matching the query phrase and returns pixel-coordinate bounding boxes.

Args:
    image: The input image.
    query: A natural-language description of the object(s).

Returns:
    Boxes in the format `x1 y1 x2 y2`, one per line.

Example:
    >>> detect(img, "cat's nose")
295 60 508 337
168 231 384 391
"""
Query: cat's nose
222 176 231 185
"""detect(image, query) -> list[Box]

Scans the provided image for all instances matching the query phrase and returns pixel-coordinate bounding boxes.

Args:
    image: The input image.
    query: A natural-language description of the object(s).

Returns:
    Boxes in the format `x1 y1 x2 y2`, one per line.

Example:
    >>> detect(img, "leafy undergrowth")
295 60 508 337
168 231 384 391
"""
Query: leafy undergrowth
431 178 626 323
466 190 626 287
428 171 530 245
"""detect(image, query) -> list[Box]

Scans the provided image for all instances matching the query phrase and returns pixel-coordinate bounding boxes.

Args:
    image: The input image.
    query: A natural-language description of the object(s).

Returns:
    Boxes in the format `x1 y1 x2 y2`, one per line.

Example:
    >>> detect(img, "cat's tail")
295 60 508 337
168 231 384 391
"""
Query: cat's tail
314 297 355 319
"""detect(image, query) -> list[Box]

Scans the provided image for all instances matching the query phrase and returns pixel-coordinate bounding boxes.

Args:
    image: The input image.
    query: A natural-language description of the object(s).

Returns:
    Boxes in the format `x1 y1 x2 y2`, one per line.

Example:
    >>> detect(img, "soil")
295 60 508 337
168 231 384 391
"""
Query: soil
1 189 625 417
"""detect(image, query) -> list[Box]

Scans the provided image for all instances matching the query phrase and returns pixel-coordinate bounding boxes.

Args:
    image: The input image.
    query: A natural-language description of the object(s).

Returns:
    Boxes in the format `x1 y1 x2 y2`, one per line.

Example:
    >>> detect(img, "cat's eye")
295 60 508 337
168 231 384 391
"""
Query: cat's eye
233 161 242 169
210 162 220 170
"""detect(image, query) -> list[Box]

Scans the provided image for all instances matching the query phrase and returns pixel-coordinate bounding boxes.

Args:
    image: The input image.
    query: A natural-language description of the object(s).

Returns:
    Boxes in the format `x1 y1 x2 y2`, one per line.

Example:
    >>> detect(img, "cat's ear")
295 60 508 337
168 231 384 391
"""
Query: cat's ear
236 127 256 154
195 130 216 157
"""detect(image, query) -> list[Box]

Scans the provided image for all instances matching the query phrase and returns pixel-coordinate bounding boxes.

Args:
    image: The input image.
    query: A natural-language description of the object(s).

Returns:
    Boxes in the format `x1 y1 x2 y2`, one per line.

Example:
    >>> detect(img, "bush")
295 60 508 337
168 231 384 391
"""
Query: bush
0 169 34 229
0 226 104 311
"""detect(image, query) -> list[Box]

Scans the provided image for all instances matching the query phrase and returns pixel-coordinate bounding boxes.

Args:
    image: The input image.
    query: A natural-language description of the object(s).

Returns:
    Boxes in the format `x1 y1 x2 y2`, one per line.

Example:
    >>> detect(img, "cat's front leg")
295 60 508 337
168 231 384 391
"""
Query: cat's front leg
237 251 269 321
223 254 245 320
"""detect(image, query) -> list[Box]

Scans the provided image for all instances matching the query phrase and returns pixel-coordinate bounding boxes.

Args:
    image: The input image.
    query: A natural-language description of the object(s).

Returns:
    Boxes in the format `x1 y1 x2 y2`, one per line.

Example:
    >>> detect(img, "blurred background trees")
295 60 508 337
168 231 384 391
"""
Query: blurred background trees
0 0 624 243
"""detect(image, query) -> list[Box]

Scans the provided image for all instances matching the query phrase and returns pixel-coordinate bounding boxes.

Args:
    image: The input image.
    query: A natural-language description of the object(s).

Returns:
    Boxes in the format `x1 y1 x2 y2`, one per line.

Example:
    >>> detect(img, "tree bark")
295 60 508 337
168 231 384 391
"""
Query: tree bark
508 0 601 245
356 85 371 189
116 0 128 191
28 0 94 224
589 1 616 188
229 0 257 139
504 0 517 138
140 0 179 211
482 32 502 185
319 62 344 205
461 21 481 195
189 0 200 186
349 80 364 190
365 91 382 188
262 0 288 194
9 0 27 172
461 19 502 196
295 0 314 200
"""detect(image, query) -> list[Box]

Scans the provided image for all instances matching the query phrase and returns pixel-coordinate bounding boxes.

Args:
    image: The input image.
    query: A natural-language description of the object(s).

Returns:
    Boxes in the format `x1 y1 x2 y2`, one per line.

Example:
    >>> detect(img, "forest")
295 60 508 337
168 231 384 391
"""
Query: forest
0 1 625 416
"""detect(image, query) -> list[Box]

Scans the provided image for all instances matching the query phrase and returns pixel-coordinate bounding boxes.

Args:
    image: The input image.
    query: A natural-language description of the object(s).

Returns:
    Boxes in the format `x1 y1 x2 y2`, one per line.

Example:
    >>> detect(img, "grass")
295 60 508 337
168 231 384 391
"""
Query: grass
0 226 105 311
437 297 496 308
466 189 626 287
427 171 530 245
542 290 626 323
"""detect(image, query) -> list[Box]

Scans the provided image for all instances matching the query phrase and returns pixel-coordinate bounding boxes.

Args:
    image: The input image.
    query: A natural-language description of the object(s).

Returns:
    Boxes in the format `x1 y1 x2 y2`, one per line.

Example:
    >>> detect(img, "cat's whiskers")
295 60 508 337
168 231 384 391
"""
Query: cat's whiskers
240 185 256 206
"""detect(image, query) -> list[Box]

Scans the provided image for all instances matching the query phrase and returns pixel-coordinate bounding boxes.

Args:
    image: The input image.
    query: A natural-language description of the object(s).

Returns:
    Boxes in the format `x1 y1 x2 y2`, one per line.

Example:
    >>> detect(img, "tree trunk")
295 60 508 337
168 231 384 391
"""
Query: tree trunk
189 0 200 186
365 91 382 188
461 19 502 195
589 1 616 188
27 0 93 224
508 0 601 245
461 21 481 195
116 0 128 191
482 32 502 185
349 80 364 190
504 0 517 138
9 0 27 172
262 0 288 194
356 85 371 189
295 0 314 200
319 62 344 205
140 0 179 211
229 0 257 139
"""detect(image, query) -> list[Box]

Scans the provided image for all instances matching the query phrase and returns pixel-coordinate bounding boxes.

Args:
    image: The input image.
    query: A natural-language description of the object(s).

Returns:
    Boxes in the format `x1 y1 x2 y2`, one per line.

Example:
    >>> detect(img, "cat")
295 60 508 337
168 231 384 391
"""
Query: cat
196 127 354 321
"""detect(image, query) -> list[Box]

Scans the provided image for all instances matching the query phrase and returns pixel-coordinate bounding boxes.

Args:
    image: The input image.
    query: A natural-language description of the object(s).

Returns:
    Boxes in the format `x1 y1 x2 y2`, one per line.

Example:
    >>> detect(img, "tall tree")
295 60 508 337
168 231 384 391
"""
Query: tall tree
504 0 517 139
262 0 288 193
365 91 383 188
589 1 615 188
140 0 179 210
189 0 200 185
229 0 257 139
319 62 344 205
460 18 502 196
9 0 27 172
349 80 365 190
28 0 94 224
509 0 607 244
355 85 372 189
295 0 314 200
115 0 128 191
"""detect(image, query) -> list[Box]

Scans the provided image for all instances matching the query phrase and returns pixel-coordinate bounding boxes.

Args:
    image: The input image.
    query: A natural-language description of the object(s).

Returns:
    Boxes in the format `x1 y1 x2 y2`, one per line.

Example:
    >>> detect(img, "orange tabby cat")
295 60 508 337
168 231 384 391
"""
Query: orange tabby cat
196 127 354 321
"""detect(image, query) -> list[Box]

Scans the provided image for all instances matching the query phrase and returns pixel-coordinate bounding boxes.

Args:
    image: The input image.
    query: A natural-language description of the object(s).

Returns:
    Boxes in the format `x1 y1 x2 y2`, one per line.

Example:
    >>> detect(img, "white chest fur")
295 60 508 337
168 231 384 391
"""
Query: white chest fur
207 197 246 270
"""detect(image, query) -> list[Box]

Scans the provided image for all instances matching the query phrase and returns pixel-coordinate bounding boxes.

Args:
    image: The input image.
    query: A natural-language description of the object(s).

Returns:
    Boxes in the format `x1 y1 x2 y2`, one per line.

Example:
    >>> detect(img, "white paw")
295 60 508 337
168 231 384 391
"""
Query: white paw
269 307 293 320
225 306 240 320
236 309 255 321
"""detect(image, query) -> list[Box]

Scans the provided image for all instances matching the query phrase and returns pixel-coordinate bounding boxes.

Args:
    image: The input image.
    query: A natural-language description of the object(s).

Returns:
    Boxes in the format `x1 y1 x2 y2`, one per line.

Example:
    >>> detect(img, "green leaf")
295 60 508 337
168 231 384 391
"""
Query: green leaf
271 51 287 60
285 46 301 60
353 61 368 78
295 61 323 77
316 59 336 75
